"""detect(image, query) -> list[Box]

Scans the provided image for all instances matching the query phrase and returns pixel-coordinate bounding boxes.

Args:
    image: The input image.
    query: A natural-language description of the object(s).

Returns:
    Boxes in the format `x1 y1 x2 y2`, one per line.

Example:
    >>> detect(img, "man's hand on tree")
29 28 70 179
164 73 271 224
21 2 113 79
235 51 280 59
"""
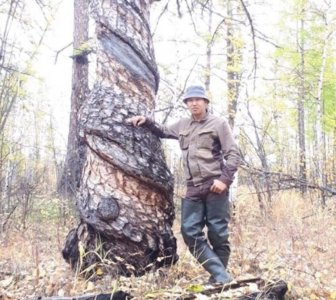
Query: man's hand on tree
126 116 146 127
210 179 227 194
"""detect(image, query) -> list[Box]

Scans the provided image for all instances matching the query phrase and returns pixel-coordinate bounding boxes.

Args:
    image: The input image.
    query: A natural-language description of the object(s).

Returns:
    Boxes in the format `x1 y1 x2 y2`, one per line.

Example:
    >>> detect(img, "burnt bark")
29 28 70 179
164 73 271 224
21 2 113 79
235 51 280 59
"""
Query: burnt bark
63 0 178 277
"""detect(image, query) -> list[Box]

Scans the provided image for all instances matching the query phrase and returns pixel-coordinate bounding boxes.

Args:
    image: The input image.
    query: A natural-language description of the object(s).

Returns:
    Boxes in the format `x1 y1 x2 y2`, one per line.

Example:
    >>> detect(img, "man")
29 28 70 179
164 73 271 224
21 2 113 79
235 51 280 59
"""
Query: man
127 85 240 284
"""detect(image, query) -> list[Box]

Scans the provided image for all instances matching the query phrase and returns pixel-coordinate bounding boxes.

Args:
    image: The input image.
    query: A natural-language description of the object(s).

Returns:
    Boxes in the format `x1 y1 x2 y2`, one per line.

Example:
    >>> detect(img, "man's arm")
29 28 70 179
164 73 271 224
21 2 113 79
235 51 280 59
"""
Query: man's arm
126 116 180 139
217 119 241 187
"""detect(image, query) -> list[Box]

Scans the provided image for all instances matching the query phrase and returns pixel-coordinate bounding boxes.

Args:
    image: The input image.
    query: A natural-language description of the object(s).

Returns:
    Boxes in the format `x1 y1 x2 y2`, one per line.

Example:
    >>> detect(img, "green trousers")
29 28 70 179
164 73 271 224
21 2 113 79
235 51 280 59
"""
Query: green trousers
181 191 231 283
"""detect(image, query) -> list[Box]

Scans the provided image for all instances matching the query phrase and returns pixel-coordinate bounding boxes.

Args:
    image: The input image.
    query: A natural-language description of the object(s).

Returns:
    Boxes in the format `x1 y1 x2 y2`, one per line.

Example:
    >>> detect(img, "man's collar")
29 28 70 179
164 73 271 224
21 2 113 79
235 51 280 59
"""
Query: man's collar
190 111 209 123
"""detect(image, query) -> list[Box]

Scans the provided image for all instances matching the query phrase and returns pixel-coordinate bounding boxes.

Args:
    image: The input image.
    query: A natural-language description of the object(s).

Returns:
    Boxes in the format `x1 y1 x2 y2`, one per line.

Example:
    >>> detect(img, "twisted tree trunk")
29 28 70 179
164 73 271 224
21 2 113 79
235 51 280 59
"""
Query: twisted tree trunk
62 0 178 277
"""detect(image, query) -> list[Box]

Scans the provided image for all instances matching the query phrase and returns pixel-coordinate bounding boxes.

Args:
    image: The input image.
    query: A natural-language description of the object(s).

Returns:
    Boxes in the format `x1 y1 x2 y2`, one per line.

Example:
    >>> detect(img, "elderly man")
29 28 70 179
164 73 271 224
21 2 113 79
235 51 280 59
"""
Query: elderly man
127 85 240 284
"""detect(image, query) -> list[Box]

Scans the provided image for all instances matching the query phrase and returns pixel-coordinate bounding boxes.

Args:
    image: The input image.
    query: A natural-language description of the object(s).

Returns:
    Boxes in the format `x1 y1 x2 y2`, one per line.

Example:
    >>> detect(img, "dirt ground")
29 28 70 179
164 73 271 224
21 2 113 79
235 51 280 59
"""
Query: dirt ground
1 190 335 299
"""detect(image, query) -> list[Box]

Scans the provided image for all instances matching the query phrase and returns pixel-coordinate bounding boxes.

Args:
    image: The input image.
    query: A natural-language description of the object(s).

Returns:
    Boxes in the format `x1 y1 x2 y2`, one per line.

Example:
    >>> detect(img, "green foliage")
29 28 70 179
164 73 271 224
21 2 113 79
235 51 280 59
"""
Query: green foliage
272 0 336 144
27 198 68 222
72 40 93 57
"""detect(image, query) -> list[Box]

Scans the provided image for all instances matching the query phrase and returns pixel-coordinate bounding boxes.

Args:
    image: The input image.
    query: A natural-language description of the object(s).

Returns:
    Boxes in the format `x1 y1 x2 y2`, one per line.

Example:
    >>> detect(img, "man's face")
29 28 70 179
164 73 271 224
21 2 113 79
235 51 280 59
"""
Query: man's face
185 97 208 117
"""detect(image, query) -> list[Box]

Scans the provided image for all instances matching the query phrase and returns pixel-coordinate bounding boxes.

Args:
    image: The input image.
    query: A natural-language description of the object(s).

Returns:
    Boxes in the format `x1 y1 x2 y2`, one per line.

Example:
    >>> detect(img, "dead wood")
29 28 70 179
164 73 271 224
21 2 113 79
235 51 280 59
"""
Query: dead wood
178 278 287 300
35 278 287 300
241 164 336 196
36 291 132 300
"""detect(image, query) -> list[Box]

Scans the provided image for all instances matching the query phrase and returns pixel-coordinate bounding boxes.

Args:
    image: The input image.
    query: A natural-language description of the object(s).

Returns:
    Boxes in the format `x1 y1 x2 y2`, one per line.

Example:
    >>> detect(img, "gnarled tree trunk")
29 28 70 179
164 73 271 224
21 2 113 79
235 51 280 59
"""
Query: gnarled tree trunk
62 0 178 277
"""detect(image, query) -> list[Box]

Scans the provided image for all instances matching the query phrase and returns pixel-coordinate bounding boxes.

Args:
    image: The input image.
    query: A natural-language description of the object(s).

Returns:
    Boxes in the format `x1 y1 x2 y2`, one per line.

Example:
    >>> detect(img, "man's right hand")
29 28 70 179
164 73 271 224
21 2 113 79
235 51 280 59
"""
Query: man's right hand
126 116 146 127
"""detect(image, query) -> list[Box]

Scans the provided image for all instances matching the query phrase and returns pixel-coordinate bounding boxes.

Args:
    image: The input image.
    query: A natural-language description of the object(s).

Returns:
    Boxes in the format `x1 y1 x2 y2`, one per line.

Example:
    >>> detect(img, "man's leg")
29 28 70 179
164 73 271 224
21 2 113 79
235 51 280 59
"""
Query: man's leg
181 198 231 283
206 191 231 270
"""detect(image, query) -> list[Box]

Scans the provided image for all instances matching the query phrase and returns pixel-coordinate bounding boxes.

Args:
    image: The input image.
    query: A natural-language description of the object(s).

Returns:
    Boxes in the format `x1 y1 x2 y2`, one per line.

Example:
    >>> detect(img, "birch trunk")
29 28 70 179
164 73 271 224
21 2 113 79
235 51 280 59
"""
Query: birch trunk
315 29 329 205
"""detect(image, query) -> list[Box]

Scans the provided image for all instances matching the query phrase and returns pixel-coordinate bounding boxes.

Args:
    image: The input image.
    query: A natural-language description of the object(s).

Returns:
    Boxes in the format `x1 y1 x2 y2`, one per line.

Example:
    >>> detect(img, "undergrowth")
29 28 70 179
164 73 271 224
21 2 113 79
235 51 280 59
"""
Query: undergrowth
0 189 335 299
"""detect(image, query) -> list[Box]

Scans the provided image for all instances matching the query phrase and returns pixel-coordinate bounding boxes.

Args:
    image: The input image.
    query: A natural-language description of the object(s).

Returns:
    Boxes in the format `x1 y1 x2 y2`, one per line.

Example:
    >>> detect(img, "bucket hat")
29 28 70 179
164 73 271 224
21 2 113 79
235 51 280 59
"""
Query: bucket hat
182 85 210 103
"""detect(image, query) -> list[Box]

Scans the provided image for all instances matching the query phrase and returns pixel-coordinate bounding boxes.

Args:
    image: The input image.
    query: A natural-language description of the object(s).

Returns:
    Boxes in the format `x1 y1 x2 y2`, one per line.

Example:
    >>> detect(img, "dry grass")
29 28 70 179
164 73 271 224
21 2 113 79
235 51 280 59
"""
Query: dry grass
231 189 336 299
0 189 335 299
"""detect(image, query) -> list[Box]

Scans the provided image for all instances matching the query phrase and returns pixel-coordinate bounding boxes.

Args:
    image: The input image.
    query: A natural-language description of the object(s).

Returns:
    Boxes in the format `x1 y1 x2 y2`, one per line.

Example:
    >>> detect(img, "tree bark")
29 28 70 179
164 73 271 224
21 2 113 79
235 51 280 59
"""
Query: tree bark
333 127 336 188
315 38 327 205
58 0 89 199
204 0 212 92
226 0 241 130
314 13 331 205
62 0 178 277
297 8 307 194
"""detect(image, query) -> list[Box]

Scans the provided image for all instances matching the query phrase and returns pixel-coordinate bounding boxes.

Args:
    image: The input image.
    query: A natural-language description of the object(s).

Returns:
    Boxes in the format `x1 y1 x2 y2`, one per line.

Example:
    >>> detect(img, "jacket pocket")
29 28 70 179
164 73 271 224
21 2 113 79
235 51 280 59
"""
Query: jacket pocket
179 130 190 150
197 130 215 149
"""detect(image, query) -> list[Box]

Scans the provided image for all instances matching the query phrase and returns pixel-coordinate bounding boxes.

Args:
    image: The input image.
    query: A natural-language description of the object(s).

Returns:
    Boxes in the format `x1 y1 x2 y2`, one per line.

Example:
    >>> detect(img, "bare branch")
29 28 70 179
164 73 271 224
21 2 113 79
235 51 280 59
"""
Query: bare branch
152 0 170 37
184 0 200 35
160 56 199 123
238 0 257 89
240 163 336 196
54 42 73 64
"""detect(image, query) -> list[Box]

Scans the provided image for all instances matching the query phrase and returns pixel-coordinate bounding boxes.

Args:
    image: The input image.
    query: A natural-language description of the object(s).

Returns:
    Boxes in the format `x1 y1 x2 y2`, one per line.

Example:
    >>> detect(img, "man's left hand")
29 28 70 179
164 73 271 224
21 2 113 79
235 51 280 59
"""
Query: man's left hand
210 179 227 194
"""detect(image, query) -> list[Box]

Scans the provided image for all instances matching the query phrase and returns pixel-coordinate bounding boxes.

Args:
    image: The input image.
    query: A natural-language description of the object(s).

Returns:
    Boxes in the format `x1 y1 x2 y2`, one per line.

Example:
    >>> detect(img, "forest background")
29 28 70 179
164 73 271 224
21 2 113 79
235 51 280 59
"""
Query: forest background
0 0 335 299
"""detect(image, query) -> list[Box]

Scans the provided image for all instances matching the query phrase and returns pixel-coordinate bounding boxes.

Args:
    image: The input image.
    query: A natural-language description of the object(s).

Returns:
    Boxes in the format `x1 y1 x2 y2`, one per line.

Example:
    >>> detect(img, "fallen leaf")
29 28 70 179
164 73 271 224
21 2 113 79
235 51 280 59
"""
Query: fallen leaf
86 281 95 291
0 277 13 288
186 284 204 293
96 267 104 276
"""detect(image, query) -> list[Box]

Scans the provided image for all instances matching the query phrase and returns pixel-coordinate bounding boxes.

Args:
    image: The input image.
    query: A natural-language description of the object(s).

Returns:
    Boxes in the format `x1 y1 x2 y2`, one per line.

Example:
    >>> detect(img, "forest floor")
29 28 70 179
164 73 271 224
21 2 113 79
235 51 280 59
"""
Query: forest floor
0 189 335 300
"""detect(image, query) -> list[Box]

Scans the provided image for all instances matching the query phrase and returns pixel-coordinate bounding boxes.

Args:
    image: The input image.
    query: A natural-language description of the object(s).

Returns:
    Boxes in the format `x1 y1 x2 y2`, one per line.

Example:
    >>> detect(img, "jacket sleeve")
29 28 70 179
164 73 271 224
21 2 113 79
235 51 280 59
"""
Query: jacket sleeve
144 118 180 140
217 119 241 186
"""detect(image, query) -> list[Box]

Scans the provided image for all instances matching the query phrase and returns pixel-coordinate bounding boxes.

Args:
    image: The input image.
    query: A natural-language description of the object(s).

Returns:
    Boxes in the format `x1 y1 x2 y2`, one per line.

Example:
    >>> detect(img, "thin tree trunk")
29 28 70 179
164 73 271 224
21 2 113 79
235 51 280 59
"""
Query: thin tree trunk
246 104 272 203
226 0 240 130
62 0 178 277
205 0 212 92
297 8 307 194
58 0 89 199
333 127 336 187
315 29 329 205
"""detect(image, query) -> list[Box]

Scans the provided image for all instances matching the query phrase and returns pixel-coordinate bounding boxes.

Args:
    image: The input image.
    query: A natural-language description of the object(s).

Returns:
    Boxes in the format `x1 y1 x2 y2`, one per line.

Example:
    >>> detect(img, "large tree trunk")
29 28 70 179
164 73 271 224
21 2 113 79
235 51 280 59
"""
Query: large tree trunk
58 0 89 199
62 0 178 277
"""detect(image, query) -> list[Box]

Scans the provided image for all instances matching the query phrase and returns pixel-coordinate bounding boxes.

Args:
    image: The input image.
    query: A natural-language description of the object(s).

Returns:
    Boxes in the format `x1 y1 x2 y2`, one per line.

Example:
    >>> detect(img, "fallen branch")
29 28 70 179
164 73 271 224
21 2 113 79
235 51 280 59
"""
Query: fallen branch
35 278 287 300
36 291 132 300
177 278 287 300
240 164 336 196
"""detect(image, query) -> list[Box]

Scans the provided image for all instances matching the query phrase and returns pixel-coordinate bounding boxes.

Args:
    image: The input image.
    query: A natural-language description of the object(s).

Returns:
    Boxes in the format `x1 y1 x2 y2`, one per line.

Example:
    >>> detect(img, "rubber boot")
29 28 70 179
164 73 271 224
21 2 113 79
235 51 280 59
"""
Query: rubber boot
181 198 231 283
205 191 232 283
193 244 232 283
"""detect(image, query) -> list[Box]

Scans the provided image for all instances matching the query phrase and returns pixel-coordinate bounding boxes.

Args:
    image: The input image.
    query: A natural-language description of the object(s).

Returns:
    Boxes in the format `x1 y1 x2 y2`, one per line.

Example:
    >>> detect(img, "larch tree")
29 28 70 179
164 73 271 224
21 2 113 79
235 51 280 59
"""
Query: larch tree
0 0 55 219
297 1 308 194
58 0 89 200
62 0 178 277
204 0 213 93
226 0 242 130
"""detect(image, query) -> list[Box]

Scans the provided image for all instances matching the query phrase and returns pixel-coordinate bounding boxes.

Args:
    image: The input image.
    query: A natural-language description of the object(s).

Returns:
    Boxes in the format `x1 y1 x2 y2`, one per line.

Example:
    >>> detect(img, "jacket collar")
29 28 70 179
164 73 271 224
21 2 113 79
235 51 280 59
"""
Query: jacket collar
190 111 209 124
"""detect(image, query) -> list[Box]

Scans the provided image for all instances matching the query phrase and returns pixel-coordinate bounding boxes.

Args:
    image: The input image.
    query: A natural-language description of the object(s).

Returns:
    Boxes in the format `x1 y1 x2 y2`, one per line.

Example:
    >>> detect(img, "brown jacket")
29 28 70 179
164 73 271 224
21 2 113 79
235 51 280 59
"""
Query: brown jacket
145 113 241 187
